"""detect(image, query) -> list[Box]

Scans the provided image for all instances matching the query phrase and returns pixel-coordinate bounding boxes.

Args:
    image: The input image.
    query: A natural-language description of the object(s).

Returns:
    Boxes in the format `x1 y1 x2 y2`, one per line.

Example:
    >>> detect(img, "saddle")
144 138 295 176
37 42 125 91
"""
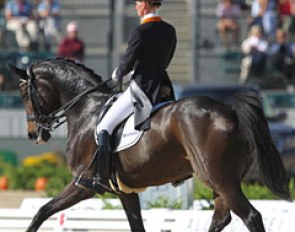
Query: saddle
96 93 172 152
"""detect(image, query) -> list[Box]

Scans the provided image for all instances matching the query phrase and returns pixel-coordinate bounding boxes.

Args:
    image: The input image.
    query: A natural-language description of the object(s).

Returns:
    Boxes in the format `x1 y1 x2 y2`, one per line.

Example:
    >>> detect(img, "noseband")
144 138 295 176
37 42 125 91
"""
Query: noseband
23 67 112 132
26 67 49 128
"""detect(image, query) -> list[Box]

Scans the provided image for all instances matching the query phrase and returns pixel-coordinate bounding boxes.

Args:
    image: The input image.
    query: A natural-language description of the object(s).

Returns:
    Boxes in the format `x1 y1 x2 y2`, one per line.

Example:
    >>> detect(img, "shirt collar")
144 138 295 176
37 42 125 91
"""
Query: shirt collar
141 12 161 24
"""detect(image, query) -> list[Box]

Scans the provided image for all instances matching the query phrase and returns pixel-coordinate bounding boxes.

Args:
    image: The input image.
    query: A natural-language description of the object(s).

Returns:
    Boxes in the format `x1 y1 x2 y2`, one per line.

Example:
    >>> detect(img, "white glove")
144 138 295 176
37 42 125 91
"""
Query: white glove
122 70 134 83
112 68 119 82
112 68 134 84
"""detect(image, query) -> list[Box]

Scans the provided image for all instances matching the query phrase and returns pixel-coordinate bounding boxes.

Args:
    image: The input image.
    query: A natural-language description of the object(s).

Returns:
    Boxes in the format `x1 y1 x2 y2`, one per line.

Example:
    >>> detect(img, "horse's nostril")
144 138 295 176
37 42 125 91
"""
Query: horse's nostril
28 132 32 140
28 132 37 140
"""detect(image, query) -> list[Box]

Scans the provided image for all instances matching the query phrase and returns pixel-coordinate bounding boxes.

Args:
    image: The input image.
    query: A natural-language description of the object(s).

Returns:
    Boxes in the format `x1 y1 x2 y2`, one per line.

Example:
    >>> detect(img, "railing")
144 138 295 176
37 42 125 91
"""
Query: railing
0 199 294 232
0 50 55 91
0 91 23 108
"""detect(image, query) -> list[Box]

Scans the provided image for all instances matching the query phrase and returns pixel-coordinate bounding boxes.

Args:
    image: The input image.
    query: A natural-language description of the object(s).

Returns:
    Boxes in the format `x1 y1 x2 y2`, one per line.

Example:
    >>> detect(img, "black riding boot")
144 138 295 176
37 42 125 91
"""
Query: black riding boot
94 130 111 191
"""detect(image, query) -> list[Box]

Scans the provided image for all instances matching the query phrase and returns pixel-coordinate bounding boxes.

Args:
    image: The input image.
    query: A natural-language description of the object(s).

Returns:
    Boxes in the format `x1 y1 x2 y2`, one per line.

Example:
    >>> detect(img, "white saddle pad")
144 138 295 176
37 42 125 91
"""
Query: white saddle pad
95 114 143 152
95 102 172 152
114 114 143 152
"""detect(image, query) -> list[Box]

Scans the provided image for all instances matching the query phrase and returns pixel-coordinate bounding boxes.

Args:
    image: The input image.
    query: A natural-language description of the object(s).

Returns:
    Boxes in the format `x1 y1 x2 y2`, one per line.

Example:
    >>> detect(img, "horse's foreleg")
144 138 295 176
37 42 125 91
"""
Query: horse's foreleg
26 180 94 232
208 191 231 232
119 193 145 232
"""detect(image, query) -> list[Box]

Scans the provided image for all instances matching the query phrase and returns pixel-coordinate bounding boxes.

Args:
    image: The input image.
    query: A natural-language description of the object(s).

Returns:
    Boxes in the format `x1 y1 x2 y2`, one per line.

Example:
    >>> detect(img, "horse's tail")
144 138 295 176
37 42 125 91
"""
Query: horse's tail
233 90 291 201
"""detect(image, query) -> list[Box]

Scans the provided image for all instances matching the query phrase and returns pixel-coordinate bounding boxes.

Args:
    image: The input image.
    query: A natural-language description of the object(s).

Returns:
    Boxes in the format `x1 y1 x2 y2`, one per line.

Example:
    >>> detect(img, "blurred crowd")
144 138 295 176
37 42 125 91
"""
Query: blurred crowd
0 0 85 91
2 0 295 91
1 0 84 61
216 0 295 85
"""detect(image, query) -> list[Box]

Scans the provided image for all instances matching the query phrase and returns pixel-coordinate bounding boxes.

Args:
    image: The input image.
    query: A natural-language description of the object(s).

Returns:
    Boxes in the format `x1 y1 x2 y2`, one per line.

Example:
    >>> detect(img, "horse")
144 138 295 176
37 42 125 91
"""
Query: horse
10 58 291 232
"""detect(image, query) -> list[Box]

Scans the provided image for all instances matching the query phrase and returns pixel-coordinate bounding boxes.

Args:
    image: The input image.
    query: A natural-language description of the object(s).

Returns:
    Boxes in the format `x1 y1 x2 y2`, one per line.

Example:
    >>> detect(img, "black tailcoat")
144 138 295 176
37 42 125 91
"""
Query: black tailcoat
117 19 177 130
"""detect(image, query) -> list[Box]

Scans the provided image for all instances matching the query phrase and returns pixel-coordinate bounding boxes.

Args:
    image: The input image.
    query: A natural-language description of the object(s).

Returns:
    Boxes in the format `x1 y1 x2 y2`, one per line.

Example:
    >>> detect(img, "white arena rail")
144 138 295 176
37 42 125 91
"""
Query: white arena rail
0 210 131 232
0 199 294 232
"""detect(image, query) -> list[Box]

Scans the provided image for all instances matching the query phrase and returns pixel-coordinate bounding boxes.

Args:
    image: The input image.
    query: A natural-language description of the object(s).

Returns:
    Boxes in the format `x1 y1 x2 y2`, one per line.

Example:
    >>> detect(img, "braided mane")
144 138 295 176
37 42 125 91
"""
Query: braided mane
35 58 102 80
58 58 103 81
32 58 111 93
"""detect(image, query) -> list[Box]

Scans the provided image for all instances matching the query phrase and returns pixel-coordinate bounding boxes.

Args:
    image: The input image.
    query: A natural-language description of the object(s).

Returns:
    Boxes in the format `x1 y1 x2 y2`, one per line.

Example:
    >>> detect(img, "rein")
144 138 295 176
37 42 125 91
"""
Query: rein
26 67 112 131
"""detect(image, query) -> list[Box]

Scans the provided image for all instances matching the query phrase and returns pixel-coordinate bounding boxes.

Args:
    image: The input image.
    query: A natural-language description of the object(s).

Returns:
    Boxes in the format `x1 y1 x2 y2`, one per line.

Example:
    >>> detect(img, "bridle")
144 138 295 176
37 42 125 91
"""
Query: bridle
22 67 112 132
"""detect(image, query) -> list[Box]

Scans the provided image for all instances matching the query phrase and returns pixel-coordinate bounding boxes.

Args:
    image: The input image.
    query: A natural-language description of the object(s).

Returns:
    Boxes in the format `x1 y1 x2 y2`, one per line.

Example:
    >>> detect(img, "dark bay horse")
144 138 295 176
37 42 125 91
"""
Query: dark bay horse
10 58 291 232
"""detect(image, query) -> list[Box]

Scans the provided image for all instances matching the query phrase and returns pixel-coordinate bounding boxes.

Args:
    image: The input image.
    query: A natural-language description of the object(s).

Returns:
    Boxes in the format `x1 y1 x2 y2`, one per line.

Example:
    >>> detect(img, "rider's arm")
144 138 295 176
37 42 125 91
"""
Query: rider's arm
116 28 143 80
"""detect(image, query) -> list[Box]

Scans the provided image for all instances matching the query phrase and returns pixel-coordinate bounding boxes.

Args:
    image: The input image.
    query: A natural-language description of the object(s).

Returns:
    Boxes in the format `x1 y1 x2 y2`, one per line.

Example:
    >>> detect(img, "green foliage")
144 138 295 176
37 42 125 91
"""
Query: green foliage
193 178 214 210
3 161 71 191
101 199 122 209
0 150 18 173
241 182 278 199
289 178 295 199
145 195 183 209
2 152 295 205
0 152 71 195
45 166 72 197
96 192 118 199
193 177 295 202
193 178 213 200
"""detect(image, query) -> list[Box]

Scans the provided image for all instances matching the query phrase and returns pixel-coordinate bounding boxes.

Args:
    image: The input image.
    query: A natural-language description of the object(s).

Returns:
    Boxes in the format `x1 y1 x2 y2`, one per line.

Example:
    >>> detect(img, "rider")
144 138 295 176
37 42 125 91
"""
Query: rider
95 0 177 189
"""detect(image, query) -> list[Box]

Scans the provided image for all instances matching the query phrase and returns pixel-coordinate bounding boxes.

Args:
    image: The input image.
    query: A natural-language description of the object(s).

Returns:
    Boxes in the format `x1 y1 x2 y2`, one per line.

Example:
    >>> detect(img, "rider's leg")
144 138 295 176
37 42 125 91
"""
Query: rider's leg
96 86 134 134
95 87 134 186
96 130 111 185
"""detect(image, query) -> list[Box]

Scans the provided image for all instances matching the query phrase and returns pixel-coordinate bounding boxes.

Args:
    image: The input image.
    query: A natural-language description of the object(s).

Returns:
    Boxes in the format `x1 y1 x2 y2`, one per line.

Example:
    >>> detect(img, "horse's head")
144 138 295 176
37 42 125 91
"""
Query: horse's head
10 63 56 144
10 59 111 144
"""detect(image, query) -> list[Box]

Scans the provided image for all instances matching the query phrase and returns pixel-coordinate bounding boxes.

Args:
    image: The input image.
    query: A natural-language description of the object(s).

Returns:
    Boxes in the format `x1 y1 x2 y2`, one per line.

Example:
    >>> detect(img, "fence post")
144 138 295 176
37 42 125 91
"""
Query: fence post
54 211 66 232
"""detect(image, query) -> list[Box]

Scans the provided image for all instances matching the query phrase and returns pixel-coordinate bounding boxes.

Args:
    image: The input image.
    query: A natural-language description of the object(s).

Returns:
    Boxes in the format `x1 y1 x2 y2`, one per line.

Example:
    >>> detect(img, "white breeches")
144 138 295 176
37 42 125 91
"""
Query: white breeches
6 19 38 48
96 87 134 135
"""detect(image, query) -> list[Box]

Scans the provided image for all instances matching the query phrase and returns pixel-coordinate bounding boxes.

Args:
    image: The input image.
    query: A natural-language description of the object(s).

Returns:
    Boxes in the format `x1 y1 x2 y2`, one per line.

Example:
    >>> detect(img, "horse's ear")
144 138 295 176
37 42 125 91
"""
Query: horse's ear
7 63 28 80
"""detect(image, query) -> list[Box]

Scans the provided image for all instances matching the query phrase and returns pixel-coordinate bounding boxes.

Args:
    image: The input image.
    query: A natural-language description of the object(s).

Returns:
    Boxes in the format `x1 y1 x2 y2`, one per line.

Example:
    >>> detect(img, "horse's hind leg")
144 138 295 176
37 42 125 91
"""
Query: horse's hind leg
208 192 231 232
26 180 94 232
219 185 265 232
119 193 145 232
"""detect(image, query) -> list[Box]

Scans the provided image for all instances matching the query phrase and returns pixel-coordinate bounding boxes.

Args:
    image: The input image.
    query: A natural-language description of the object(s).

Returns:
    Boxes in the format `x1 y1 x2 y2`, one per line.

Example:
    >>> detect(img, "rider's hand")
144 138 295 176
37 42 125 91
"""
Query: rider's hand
112 68 134 84
112 68 119 82
122 70 134 83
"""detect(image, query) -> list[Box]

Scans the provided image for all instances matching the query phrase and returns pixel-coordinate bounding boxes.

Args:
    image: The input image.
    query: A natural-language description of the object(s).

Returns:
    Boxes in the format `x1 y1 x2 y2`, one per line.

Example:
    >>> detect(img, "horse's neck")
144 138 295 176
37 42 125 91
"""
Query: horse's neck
65 92 110 135
53 72 112 133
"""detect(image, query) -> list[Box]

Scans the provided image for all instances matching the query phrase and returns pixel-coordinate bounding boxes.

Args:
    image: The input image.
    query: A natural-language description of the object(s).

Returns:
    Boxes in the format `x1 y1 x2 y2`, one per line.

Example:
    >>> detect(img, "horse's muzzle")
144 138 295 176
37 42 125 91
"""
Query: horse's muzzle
28 131 38 141
28 128 51 144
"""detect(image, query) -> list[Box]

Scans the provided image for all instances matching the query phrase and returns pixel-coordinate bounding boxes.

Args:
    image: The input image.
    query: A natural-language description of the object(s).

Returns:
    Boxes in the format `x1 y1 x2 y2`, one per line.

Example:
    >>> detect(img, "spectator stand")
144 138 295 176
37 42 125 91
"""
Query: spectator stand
0 50 54 91
215 0 242 48
195 0 251 84
0 0 111 85
222 50 242 82
195 0 295 88
16 50 54 69
0 2 54 90
0 90 23 108
0 7 17 50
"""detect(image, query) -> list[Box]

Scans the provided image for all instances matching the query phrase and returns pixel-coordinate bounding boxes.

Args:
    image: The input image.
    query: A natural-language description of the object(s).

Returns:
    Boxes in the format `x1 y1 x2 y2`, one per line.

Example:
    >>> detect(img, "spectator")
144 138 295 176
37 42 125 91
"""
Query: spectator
278 0 295 41
268 28 295 80
4 0 39 51
249 0 279 40
37 0 61 51
216 0 241 47
57 21 85 63
240 25 268 83
249 0 264 30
